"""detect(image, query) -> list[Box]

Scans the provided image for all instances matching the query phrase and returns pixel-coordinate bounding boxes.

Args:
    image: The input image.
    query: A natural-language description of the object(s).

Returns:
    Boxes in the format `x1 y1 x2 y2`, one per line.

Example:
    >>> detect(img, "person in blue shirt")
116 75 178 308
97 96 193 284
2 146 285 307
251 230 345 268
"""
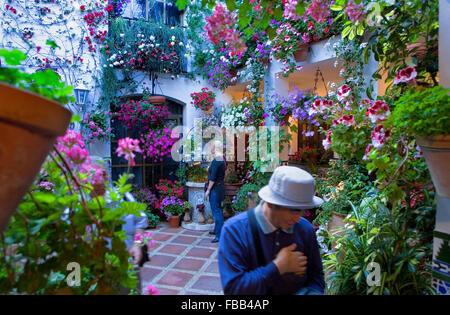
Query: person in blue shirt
218 166 325 295
205 141 226 243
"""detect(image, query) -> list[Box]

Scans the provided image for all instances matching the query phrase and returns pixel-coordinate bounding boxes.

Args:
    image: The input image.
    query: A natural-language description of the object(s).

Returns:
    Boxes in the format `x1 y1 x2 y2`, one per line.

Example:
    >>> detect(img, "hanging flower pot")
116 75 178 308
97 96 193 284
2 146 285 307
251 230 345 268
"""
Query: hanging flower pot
148 95 166 105
0 83 72 232
416 135 450 198
293 43 309 62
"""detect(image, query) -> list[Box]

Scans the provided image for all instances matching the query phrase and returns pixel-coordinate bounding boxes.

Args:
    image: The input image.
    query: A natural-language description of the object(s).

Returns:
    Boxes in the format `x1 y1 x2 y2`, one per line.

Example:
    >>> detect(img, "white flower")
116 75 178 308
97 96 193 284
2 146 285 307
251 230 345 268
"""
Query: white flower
120 33 125 37
171 35 175 41
179 42 183 46
150 35 155 41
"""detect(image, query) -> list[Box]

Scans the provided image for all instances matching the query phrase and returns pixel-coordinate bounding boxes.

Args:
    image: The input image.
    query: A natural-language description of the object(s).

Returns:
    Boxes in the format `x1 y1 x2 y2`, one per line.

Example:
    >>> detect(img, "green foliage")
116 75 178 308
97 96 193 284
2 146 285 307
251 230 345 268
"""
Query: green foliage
146 213 160 229
0 155 145 294
0 49 75 104
391 86 450 137
324 192 435 295
330 123 371 161
187 163 208 183
314 161 374 226
231 183 263 213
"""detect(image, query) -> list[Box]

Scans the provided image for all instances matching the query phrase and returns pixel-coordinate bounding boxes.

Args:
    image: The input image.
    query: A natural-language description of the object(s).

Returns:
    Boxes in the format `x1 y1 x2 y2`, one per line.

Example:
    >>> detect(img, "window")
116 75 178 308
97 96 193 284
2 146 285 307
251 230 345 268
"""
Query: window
120 0 183 25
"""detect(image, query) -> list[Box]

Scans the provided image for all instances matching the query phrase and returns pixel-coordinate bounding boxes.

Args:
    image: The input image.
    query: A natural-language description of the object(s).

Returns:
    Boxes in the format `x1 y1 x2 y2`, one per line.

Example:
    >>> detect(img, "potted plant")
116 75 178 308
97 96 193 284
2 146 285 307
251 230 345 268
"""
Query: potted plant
187 163 208 183
231 183 262 214
160 196 185 228
391 85 450 198
190 88 216 113
0 49 73 232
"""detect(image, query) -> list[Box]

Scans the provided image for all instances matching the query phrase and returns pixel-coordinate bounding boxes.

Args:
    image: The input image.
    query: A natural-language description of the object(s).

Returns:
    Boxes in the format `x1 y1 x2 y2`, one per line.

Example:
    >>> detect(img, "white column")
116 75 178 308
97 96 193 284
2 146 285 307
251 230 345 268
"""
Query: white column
431 0 450 295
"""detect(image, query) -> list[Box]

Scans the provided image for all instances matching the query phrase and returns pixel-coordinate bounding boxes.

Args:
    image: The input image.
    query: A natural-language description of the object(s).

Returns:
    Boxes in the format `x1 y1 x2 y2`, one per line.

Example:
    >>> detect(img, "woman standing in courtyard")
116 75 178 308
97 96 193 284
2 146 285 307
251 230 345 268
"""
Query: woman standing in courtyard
205 141 226 243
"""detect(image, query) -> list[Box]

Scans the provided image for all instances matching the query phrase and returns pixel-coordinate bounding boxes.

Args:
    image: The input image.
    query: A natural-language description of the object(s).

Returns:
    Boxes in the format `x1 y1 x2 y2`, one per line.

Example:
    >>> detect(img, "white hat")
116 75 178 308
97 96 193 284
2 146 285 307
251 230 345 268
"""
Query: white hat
258 166 324 210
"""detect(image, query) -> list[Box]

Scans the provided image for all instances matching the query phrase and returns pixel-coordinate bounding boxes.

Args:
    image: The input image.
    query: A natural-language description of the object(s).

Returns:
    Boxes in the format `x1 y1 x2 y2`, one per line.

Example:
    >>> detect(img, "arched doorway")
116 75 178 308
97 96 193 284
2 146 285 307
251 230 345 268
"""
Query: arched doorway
110 94 184 188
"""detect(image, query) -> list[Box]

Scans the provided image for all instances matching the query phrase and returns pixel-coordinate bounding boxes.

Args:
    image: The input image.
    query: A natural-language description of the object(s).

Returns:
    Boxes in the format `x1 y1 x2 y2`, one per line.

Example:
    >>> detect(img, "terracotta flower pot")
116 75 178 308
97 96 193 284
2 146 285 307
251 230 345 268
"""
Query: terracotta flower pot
293 43 309 62
148 95 166 105
0 82 71 233
416 135 450 198
169 215 181 228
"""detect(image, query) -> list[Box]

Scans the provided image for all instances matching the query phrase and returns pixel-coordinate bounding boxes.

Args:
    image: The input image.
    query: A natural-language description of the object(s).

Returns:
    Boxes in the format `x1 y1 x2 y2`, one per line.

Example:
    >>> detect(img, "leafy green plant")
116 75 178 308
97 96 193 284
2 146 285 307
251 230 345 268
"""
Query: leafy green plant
0 146 145 294
391 86 450 137
146 213 160 229
0 49 74 104
231 183 262 213
324 192 435 295
187 163 208 183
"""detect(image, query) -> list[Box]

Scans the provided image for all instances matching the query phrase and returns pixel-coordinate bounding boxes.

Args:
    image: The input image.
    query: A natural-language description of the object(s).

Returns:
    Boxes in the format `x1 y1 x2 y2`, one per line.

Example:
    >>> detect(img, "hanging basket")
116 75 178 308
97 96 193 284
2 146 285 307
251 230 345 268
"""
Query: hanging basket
416 135 450 198
293 43 309 62
0 82 72 233
148 95 166 105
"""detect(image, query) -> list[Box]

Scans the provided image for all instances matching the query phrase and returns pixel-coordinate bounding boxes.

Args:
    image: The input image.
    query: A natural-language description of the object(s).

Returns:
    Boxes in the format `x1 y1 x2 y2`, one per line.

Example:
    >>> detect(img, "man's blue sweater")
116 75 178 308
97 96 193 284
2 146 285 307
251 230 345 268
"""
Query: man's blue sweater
218 205 325 295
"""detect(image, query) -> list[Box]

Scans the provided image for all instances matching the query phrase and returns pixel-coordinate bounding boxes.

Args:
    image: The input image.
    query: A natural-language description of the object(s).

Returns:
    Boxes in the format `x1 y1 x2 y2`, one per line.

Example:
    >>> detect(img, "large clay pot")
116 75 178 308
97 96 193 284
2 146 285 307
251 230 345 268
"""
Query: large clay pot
0 82 71 233
416 135 450 198
293 43 309 62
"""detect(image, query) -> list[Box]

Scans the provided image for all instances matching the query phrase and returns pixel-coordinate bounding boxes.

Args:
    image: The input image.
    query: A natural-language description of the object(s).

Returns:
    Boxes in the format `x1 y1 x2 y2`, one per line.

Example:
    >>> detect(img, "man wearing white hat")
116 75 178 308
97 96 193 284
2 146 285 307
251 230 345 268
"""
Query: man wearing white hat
218 166 325 295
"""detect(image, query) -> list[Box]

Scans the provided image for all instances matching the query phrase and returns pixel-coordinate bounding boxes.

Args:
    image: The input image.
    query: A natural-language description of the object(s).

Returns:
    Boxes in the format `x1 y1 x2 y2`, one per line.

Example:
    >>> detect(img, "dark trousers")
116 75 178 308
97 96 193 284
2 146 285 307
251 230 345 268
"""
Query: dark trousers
210 184 224 239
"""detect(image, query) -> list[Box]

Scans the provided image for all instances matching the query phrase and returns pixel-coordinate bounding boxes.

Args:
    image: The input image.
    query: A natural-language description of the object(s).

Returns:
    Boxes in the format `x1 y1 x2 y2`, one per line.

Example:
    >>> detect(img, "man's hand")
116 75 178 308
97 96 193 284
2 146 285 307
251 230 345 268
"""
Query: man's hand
273 243 308 276
129 244 143 265
205 190 210 201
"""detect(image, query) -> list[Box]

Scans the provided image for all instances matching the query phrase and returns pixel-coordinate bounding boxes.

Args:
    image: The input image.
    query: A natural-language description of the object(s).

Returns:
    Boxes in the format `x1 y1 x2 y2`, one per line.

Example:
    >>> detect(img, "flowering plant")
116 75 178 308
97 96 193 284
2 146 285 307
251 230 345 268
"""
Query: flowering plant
105 18 185 74
1 129 146 294
116 137 143 167
269 87 316 128
81 111 114 144
160 196 185 217
134 231 155 248
117 100 168 131
140 124 179 163
190 87 216 111
154 179 184 199
290 146 319 163
220 97 265 131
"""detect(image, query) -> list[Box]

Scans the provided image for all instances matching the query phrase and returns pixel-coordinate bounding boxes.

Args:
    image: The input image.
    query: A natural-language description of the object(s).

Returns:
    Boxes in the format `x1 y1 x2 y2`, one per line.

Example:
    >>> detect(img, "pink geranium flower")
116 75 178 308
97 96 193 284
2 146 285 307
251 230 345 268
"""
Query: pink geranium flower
394 66 417 85
67 145 89 165
338 114 355 126
365 100 390 123
322 131 333 150
306 0 330 24
144 285 160 295
371 125 391 148
116 137 143 166
337 84 352 102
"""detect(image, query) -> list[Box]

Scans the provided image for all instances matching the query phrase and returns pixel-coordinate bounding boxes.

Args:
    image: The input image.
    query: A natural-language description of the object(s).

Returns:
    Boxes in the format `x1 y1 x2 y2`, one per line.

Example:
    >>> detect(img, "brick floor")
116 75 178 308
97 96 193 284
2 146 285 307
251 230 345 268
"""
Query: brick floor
190 275 222 292
139 222 223 295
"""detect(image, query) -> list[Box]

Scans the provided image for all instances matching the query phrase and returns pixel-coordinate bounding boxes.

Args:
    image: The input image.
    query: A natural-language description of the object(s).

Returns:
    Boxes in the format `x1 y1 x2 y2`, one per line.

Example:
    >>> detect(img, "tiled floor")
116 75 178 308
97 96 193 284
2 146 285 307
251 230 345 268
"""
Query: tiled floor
140 223 223 295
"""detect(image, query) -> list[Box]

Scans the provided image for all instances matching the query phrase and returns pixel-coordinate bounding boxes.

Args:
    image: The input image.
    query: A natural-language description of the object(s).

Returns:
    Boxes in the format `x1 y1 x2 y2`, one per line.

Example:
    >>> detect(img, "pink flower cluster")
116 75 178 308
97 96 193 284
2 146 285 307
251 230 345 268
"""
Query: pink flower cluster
345 0 366 23
82 112 112 144
394 66 417 85
365 100 390 123
144 284 160 295
134 231 155 248
308 98 334 115
283 0 301 21
116 137 143 166
306 0 330 24
338 114 355 126
371 124 391 149
322 131 333 150
205 4 246 53
337 84 352 102
56 130 103 184
140 127 178 163
117 100 168 131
